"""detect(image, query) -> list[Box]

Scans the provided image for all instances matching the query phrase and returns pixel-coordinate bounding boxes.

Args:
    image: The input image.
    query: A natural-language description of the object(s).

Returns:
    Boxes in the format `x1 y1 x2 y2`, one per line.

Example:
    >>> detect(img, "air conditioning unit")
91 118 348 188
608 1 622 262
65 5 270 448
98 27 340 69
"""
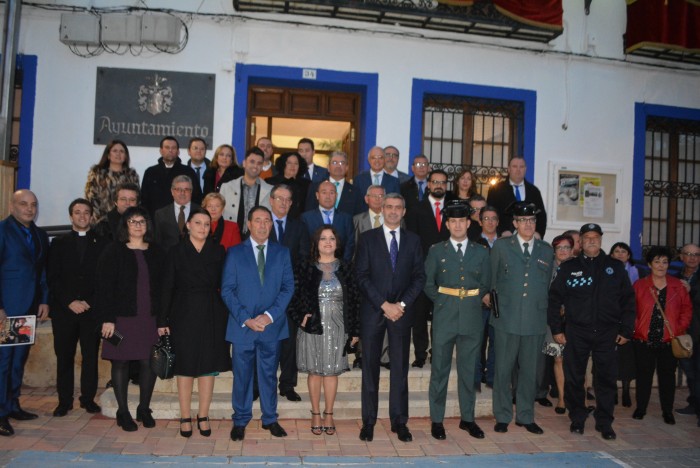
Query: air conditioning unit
59 13 100 46
141 14 182 46
101 14 142 45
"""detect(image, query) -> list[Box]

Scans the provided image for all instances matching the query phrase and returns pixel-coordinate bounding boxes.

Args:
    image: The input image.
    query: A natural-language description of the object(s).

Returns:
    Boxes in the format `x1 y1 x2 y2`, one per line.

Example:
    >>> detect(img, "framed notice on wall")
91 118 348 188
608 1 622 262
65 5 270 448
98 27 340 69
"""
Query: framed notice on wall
548 161 623 233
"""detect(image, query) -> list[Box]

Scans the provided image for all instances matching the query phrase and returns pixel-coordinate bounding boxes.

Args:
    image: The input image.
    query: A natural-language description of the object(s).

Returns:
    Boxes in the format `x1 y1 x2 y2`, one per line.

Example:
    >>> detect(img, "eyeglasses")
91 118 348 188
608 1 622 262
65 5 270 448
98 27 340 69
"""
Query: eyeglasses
127 219 146 226
514 217 536 224
681 252 700 257
272 196 292 203
481 216 498 222
369 155 384 161
330 160 347 166
367 194 385 199
429 180 447 186
385 153 399 159
172 188 192 193
414 162 429 168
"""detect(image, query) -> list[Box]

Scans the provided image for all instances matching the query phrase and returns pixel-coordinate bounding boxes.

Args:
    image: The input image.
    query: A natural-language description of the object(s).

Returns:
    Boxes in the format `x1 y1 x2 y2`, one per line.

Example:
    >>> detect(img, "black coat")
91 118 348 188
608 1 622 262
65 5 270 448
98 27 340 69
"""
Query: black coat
486 179 547 237
288 260 360 337
405 198 451 259
95 242 166 323
202 166 244 195
265 175 311 219
141 157 203 216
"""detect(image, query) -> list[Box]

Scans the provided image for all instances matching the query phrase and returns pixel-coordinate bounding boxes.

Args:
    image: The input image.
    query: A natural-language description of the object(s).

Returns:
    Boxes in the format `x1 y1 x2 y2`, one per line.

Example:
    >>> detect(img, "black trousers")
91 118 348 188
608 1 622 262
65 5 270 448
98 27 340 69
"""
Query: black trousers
278 318 298 392
411 292 432 361
633 341 677 415
564 325 618 428
51 313 100 406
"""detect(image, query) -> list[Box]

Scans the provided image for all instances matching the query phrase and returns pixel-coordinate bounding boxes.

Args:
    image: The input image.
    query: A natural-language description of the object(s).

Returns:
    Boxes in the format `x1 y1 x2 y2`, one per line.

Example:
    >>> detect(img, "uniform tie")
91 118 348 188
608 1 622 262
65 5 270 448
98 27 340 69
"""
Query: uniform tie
523 242 531 258
434 201 442 231
178 205 186 234
373 214 381 228
457 242 463 259
256 244 265 284
390 230 398 271
276 219 285 243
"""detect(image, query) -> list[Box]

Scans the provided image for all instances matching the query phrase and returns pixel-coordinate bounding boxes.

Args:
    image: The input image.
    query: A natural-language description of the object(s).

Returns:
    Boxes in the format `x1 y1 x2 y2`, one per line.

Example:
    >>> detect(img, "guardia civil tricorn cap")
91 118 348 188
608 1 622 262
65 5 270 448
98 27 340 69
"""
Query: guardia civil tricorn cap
507 201 541 217
444 200 472 219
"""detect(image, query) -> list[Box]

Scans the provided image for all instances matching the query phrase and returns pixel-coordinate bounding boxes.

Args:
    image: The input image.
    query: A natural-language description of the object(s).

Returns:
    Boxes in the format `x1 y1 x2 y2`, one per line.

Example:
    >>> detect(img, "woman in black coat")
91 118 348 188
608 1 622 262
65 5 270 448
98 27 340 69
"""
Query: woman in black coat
202 144 244 195
264 151 310 219
157 208 230 438
97 206 165 432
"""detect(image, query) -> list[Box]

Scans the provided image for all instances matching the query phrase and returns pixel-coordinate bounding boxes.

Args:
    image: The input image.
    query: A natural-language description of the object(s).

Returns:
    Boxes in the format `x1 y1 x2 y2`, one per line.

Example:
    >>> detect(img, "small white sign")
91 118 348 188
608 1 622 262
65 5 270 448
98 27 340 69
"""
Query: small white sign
302 69 317 80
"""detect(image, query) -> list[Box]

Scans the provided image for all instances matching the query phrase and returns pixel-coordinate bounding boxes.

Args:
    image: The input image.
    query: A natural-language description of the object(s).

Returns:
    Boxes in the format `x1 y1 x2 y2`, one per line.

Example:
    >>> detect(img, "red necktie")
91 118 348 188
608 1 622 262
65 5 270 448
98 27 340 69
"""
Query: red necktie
435 201 441 231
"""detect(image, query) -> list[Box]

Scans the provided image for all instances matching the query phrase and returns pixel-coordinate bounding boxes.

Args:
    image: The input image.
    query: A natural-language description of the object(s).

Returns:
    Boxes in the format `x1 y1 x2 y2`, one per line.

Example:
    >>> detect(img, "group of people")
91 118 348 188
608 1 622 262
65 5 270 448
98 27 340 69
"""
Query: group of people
0 135 697 445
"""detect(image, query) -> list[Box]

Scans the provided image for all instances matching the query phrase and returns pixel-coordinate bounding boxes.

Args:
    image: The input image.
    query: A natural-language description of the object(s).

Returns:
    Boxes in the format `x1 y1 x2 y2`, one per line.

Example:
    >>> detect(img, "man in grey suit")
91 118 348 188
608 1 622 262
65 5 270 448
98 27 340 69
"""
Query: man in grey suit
352 185 386 247
489 202 553 435
154 175 199 250
383 146 410 184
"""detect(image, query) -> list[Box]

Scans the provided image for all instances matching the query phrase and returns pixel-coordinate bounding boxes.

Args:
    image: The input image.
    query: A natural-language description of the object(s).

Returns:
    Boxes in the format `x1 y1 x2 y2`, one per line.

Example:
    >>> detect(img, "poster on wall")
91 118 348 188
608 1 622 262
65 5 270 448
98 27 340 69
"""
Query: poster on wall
94 67 215 148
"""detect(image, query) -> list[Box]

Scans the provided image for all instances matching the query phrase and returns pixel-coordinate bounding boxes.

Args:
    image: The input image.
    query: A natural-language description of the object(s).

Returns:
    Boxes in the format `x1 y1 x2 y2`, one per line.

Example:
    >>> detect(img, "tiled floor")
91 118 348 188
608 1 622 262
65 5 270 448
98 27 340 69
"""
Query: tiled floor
0 386 698 464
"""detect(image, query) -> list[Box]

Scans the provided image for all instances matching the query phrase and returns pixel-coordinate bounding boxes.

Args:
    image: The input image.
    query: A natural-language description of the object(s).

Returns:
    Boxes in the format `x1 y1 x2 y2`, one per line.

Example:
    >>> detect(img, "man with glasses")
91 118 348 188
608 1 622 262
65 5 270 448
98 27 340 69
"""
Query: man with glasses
400 155 431 211
383 146 410 184
467 195 487 242
305 151 360 216
490 202 553 435
154 175 199 250
354 146 401 212
406 170 452 368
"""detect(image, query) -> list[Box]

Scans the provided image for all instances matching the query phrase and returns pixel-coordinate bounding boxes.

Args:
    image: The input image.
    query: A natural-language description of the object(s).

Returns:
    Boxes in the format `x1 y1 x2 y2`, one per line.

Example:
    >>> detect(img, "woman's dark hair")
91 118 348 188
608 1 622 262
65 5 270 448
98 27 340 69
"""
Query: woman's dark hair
310 225 344 261
453 167 476 198
97 140 131 169
609 242 634 265
645 246 672 265
117 206 155 243
275 151 308 181
187 207 212 223
552 234 574 250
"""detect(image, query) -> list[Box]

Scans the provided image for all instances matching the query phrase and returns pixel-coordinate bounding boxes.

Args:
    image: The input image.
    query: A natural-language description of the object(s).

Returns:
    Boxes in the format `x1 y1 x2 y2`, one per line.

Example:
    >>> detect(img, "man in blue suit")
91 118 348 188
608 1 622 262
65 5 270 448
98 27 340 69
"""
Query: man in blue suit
222 206 294 442
297 138 329 184
301 181 355 262
353 146 401 212
0 190 50 437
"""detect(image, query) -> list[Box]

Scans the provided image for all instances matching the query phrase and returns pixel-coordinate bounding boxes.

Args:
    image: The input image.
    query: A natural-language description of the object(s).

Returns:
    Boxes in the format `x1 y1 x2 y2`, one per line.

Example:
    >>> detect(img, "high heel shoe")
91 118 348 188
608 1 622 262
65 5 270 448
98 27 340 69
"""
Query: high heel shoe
197 415 211 437
310 411 323 435
180 417 193 438
323 411 336 435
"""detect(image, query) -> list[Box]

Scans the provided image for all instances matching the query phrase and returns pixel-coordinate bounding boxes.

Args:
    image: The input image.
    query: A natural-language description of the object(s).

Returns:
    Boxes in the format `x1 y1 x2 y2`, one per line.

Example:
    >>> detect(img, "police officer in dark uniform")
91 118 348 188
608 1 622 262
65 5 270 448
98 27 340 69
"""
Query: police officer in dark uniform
548 223 636 440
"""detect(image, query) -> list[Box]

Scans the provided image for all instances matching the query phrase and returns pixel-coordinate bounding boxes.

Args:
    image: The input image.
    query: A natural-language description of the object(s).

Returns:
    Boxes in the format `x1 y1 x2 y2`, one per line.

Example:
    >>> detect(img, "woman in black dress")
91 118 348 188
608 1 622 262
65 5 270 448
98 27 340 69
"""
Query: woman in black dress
97 206 165 432
158 208 230 438
265 152 310 219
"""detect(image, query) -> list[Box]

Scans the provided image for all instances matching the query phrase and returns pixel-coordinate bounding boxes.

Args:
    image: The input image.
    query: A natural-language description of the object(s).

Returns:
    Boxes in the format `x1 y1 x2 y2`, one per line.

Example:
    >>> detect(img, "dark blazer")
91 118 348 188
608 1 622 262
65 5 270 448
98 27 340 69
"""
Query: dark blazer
141 157 203 216
154 203 200 251
47 230 109 319
0 216 49 316
486 179 547 237
93 208 121 241
300 209 355 262
305 179 361 216
269 217 309 266
265 175 311 219
95 242 166 323
303 165 329 184
202 166 244 196
353 171 401 211
405 198 450 259
400 176 428 212
288 260 360 337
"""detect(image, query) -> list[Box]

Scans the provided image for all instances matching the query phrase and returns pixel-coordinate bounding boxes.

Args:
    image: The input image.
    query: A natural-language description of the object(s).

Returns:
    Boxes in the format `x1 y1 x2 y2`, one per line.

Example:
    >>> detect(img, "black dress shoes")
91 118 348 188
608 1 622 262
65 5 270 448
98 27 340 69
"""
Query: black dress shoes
515 421 544 434
459 420 484 439
570 422 585 434
494 422 509 433
8 408 38 421
230 425 246 441
0 417 14 437
411 359 425 368
632 408 645 420
663 412 676 425
280 389 302 402
359 423 374 441
380 362 391 370
53 404 73 417
80 401 101 414
353 358 362 369
595 425 616 440
116 411 137 432
391 423 413 442
536 398 553 407
262 421 288 437
136 407 155 428
431 422 446 440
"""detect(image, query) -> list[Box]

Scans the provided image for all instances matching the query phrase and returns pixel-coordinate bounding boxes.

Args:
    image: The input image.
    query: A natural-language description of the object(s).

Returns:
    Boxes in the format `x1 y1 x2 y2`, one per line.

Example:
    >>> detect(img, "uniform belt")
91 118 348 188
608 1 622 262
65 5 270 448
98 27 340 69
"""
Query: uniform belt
438 286 479 297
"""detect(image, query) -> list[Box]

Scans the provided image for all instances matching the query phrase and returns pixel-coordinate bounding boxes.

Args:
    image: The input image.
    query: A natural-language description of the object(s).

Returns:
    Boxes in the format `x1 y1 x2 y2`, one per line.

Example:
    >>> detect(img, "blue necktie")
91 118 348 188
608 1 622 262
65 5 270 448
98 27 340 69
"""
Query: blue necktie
334 181 340 209
514 184 522 202
276 219 285 243
418 180 425 201
21 226 35 258
322 210 333 225
390 230 398 272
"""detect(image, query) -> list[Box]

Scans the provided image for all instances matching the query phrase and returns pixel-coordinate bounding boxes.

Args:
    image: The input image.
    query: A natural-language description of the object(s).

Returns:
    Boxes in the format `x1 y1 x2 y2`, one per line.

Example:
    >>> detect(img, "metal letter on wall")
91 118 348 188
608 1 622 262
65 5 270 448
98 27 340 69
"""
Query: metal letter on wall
94 67 215 148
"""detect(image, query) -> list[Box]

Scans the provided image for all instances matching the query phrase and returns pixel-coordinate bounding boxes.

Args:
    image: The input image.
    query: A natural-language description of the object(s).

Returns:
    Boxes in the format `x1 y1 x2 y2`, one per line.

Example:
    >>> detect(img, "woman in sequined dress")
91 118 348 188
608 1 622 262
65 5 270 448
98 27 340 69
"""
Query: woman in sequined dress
288 226 360 436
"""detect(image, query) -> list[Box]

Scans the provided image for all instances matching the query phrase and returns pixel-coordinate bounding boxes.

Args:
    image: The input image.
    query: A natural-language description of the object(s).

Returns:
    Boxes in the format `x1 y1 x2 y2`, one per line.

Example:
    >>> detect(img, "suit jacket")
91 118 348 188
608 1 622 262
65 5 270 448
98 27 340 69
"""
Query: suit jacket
219 177 272 225
405 198 450 259
352 211 405 247
387 170 410 185
0 216 49 316
424 240 491 337
300 209 355 262
221 239 294 344
400 176 428 212
47 230 109 319
269 217 309 266
305 179 361 216
354 227 426 328
202 166 244 196
154 203 200 251
486 179 547 237
489 235 553 336
303 164 329 184
353 171 401 211
141 157 203 217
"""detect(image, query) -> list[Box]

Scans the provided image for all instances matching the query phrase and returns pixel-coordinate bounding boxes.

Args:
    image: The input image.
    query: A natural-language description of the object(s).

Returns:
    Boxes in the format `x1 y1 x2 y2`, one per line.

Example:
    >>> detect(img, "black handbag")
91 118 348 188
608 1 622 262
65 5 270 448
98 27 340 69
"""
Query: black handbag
150 334 175 379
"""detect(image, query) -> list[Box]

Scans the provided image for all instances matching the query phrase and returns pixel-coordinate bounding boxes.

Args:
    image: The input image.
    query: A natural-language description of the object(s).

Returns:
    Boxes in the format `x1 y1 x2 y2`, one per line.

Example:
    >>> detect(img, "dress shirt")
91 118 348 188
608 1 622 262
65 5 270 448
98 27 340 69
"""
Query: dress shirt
369 209 383 227
329 177 345 201
386 170 399 179
319 207 334 225
370 170 385 186
382 224 401 253
272 214 287 240
516 233 535 255
192 163 205 191
308 163 316 180
510 179 525 201
480 232 497 248
449 237 468 253
428 195 444 219
174 202 192 221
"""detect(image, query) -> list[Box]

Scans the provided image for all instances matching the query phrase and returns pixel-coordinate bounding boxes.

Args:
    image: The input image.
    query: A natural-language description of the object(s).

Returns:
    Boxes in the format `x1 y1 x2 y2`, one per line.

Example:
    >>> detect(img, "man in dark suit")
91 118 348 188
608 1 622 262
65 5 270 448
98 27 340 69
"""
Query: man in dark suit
400 155 431 213
141 136 203 217
0 190 50 437
269 184 310 401
486 156 547 238
305 151 360 216
297 138 329 184
48 199 109 417
405 169 451 368
154 175 200 251
355 193 426 443
383 146 410 184
222 206 294 441
186 137 210 194
95 183 140 240
301 181 355 262
353 146 401 212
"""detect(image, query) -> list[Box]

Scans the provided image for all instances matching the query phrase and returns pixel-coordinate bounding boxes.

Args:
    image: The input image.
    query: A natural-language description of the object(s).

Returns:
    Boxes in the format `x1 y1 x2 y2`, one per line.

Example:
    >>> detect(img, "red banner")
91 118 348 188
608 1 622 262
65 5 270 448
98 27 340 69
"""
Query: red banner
436 1 562 30
626 0 700 53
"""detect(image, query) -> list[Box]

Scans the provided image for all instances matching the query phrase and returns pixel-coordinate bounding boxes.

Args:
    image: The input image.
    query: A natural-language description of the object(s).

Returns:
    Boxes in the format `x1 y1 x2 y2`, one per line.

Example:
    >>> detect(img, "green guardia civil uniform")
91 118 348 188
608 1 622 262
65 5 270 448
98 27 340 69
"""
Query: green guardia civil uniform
424 239 491 423
490 235 553 425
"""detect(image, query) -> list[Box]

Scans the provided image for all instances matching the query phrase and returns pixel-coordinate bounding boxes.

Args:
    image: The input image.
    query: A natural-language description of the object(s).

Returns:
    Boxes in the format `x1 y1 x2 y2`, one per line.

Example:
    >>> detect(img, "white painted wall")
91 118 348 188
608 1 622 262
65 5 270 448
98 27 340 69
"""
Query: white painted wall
9 1 700 248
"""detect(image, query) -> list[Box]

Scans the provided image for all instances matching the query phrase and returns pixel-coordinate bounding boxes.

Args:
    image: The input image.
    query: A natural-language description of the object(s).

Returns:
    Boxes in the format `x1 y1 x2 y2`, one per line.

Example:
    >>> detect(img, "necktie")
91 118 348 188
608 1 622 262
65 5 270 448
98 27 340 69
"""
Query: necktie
514 184 522 202
178 205 186 234
435 201 442 231
276 219 285 243
334 181 340 208
322 210 333 225
195 166 202 190
523 242 531 258
457 243 463 259
256 244 265 284
390 230 398 272
373 214 381 228
21 226 35 257
418 181 425 201
373 173 380 185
